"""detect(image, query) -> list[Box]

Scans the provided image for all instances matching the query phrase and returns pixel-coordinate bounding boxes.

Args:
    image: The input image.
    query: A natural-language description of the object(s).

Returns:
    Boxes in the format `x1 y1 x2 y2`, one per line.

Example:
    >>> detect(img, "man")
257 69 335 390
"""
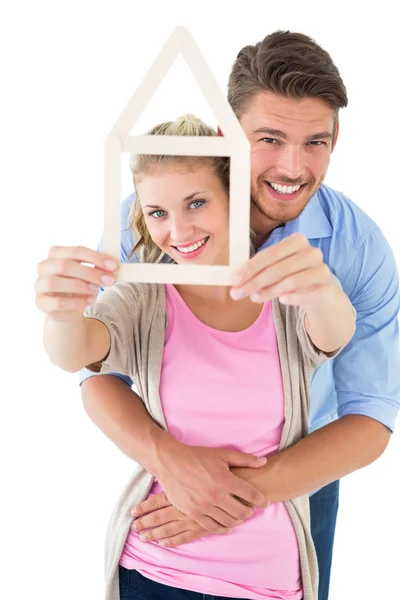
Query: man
79 31 399 600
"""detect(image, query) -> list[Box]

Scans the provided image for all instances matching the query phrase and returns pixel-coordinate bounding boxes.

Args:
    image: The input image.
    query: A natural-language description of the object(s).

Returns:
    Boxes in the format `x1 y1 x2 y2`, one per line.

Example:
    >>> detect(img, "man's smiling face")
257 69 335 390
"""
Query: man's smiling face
239 91 338 234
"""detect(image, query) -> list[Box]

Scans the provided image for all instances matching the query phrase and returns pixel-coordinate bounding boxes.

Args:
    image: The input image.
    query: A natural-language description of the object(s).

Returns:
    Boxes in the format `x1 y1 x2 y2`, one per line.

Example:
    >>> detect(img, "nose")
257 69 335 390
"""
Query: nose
169 214 195 243
275 145 304 180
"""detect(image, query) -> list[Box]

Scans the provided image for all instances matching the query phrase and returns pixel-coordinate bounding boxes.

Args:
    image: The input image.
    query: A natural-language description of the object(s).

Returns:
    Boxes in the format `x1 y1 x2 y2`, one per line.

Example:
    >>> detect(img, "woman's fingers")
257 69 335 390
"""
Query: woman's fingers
36 246 118 291
47 245 117 271
249 265 330 304
35 274 100 297
37 258 115 288
35 293 95 314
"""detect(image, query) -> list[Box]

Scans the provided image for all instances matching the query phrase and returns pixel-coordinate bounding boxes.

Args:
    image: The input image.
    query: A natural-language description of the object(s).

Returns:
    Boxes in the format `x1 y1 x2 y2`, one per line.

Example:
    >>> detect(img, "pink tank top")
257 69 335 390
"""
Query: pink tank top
120 284 302 599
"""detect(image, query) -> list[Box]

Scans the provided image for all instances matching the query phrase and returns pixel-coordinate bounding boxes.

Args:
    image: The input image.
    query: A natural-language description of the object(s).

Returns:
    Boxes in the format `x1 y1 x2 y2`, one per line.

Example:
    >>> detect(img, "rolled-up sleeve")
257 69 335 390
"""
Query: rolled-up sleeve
334 227 400 431
83 281 140 379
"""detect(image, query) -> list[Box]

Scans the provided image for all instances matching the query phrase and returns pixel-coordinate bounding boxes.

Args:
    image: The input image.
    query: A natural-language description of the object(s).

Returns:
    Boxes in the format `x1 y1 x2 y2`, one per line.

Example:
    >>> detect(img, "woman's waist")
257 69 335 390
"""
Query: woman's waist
122 493 301 585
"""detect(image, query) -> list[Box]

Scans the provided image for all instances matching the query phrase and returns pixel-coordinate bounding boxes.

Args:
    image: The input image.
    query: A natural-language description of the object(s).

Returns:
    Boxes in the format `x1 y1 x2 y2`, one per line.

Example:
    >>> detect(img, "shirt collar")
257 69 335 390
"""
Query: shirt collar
262 187 333 248
295 188 333 239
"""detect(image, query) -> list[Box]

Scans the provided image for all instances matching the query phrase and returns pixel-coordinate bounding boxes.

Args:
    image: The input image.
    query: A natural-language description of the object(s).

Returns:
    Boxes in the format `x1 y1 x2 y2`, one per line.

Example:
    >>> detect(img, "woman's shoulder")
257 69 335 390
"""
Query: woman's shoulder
108 281 165 302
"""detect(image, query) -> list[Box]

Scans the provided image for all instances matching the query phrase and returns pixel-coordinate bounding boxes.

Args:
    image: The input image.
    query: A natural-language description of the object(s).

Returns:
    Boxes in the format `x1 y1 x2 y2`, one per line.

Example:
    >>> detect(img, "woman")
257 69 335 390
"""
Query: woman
35 114 356 600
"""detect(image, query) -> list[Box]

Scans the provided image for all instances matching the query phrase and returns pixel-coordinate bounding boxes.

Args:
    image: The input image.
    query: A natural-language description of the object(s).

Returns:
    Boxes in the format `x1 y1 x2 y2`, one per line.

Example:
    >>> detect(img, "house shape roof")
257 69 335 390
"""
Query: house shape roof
103 25 250 285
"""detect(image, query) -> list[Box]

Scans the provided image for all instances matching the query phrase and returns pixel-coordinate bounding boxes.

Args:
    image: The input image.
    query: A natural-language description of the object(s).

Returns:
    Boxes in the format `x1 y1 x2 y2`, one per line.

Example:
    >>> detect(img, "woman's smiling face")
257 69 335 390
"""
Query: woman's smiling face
138 163 230 265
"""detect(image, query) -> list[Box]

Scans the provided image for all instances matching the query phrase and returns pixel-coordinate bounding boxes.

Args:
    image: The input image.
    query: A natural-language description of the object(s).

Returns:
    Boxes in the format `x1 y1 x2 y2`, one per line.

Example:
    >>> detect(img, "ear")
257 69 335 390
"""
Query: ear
217 125 223 137
332 120 339 151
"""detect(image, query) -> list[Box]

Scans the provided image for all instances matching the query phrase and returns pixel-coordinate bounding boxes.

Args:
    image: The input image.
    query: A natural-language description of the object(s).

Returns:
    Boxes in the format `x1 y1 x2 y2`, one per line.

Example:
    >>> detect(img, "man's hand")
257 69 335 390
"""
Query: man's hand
230 232 334 308
131 493 226 547
131 462 270 547
142 440 269 533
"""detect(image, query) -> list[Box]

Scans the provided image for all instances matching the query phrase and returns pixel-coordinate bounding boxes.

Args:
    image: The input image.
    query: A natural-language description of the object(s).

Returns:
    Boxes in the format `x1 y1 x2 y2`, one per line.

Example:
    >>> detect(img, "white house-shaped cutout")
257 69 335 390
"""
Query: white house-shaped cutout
103 25 250 285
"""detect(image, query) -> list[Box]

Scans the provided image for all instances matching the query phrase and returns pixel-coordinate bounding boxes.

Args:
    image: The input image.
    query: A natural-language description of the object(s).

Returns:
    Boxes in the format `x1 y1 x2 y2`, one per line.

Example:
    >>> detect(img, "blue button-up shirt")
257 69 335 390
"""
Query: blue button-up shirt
80 183 400 433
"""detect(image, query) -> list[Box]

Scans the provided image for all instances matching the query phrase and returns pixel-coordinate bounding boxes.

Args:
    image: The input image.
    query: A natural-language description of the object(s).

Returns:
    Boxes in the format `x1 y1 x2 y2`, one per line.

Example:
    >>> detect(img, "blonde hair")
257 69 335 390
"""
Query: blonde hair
128 114 229 263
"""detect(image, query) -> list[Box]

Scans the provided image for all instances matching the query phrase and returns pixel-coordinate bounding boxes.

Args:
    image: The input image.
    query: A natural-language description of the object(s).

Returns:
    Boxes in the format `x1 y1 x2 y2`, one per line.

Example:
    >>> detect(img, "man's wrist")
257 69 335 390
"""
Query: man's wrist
231 455 282 504
144 426 181 479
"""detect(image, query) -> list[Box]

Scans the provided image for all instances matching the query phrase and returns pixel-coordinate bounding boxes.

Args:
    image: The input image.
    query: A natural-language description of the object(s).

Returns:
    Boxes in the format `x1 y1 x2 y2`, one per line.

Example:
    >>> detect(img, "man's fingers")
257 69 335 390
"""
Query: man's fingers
230 476 269 508
137 520 196 543
131 505 181 533
131 492 172 518
47 245 118 271
160 527 233 548
206 506 245 529
225 451 267 468
192 513 231 534
232 233 309 287
219 495 254 521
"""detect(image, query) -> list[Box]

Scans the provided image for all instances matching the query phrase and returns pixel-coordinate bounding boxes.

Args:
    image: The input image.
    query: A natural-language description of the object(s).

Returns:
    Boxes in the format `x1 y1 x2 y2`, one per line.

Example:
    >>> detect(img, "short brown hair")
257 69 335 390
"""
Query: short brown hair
228 31 348 120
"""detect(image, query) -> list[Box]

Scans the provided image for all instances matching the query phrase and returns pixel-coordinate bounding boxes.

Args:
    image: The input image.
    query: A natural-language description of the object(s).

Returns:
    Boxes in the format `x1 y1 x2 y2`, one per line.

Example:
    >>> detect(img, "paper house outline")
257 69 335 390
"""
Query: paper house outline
103 25 250 285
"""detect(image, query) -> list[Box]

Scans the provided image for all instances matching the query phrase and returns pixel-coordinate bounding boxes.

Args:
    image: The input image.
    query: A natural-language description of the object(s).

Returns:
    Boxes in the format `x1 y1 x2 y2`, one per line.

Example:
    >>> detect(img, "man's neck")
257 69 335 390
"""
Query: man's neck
250 205 283 249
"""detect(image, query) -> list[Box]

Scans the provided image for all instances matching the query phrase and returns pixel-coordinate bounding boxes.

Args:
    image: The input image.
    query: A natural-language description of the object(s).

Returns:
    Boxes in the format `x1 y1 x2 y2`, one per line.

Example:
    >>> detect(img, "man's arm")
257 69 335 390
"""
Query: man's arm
244 225 399 499
81 374 173 470
80 374 269 532
132 227 399 545
131 414 390 547
233 414 391 501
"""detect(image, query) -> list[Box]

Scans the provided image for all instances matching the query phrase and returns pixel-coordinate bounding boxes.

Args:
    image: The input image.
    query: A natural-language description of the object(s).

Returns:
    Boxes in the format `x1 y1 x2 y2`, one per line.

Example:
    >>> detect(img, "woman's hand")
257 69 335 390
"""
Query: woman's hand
230 232 334 309
35 245 118 323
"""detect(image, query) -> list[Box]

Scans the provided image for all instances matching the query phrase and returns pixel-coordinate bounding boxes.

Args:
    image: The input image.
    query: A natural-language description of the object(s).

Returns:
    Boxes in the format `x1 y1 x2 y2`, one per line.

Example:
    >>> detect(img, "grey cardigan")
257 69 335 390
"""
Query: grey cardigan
84 281 344 600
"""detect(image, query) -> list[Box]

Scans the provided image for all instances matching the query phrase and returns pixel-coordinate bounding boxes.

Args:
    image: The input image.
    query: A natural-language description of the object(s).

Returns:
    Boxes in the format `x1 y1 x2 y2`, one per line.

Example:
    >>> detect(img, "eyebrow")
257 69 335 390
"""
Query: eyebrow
252 127 333 142
144 191 206 210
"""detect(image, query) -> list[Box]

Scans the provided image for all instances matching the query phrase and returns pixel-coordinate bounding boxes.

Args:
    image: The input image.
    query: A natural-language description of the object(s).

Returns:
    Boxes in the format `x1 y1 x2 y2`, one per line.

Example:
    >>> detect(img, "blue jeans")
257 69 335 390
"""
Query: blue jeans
310 479 340 600
119 566 255 599
119 567 304 599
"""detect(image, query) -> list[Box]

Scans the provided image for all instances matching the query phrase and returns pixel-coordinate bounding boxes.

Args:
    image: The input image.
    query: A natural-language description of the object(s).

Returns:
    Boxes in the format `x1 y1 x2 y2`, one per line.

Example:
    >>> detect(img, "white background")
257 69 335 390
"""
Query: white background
1 1 399 598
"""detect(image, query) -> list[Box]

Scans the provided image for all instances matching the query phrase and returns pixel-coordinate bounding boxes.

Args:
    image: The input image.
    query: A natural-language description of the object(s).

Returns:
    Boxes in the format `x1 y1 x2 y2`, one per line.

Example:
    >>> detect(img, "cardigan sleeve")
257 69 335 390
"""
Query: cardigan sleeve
83 281 141 378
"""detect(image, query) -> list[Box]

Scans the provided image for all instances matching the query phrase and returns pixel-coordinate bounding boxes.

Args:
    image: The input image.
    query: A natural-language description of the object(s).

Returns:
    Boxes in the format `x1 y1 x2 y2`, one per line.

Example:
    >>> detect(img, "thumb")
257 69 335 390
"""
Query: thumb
225 452 267 468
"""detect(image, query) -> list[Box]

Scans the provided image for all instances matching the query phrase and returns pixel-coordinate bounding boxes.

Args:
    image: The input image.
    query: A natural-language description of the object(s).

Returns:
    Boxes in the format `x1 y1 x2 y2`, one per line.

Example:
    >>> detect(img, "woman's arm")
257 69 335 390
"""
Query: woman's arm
43 315 110 373
304 283 356 353
36 245 119 372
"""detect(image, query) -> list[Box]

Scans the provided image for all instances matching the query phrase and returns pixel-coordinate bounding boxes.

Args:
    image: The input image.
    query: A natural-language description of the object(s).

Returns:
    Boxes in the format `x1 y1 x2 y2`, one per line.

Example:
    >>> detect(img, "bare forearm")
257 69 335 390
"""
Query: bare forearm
305 286 355 352
81 375 176 474
44 315 90 372
233 415 391 502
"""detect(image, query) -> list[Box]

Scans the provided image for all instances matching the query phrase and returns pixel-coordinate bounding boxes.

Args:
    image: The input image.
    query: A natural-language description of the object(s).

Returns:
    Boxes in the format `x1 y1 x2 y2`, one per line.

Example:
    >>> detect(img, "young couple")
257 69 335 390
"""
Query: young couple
35 30 399 600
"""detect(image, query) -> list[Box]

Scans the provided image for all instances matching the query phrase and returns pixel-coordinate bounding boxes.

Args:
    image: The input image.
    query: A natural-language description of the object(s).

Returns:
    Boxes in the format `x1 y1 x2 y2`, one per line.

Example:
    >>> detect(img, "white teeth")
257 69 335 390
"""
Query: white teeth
269 182 301 194
176 237 208 253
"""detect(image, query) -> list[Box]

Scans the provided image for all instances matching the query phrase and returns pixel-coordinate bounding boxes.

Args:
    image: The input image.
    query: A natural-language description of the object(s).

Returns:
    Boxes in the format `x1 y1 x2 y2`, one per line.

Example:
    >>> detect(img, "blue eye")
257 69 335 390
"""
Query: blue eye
189 200 205 209
150 210 166 219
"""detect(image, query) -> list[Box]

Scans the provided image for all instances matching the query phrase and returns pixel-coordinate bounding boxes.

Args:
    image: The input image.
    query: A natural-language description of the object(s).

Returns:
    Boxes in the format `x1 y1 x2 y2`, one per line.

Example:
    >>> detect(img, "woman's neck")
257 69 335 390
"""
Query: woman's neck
173 283 232 303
